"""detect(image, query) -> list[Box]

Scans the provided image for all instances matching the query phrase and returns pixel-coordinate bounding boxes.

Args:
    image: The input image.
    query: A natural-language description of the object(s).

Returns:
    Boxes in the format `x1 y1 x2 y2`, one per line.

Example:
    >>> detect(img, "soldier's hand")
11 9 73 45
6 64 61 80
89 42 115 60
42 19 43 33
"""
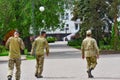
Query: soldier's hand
82 55 85 59
97 55 99 59
46 53 49 56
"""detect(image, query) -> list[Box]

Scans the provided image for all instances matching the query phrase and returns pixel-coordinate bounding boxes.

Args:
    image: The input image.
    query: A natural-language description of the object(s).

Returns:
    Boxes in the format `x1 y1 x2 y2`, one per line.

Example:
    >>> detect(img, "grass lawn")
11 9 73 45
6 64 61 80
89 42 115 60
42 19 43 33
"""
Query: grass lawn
0 49 36 60
26 55 36 60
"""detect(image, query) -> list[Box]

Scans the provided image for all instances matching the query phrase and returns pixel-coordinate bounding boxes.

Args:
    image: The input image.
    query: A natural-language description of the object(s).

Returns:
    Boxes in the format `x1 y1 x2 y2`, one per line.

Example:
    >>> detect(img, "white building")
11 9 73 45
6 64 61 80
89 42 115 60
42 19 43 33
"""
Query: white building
47 8 81 41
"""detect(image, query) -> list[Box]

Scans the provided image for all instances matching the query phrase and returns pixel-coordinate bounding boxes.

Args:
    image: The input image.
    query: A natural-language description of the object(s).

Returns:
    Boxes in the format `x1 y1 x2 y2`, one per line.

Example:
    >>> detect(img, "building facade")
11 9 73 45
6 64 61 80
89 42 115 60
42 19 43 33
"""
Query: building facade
47 8 81 41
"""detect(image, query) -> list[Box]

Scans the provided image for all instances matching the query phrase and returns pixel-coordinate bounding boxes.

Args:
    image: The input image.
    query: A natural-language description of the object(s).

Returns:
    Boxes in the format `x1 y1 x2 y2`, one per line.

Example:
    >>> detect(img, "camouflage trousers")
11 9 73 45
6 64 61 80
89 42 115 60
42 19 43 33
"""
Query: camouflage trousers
35 55 44 76
86 56 97 70
8 58 21 80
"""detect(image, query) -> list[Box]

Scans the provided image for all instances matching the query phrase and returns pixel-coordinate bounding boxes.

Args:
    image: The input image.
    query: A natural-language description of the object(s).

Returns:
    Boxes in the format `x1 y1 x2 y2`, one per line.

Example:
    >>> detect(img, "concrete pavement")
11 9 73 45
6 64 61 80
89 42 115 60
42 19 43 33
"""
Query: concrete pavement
0 55 26 62
0 41 120 80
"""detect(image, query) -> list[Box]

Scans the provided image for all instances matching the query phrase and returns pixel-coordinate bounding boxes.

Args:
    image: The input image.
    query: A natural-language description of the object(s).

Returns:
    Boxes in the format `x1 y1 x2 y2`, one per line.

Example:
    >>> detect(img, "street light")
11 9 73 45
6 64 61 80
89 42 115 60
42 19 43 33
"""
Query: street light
39 6 45 12
39 6 45 29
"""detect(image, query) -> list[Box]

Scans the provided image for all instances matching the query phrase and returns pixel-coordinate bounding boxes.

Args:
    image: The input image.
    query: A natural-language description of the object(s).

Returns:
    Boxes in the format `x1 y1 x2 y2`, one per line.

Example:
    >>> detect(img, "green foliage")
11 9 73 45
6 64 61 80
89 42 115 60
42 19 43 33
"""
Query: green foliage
72 0 120 49
110 21 120 50
100 45 112 50
0 0 65 40
47 36 57 43
24 49 29 55
68 38 82 46
0 51 8 56
68 36 120 50
72 46 81 49
26 55 35 60
0 45 6 53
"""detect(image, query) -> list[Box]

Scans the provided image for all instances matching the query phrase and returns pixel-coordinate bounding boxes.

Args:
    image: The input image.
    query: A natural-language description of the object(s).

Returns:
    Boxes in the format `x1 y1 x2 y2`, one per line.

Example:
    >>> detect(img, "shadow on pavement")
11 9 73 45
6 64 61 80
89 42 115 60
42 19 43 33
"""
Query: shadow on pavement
95 77 120 80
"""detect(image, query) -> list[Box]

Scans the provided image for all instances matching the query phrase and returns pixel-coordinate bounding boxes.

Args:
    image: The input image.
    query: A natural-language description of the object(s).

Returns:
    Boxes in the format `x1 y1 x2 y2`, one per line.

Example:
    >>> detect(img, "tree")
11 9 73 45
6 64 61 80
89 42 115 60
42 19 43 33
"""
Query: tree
0 0 13 41
72 0 120 48
112 0 120 50
0 0 31 40
0 0 65 41
105 0 120 50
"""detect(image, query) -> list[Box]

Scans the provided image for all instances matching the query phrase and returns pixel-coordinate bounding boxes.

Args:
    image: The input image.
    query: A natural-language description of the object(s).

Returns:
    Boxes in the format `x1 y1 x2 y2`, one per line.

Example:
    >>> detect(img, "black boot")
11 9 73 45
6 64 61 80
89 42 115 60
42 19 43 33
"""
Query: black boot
35 73 43 78
37 75 43 78
35 74 38 78
87 68 94 78
8 75 12 80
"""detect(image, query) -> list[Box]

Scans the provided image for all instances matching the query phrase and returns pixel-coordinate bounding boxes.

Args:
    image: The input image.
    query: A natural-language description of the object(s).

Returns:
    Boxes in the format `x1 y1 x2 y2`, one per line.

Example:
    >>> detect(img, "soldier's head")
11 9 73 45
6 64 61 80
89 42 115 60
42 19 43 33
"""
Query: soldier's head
40 31 46 37
14 31 19 37
86 30 92 37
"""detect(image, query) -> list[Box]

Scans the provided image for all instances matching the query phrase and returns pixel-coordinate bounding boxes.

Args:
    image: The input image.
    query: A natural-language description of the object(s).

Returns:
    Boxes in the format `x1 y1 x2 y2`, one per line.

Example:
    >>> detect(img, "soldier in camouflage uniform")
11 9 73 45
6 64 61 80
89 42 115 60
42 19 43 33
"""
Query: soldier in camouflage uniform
31 31 49 78
6 31 25 80
81 30 99 78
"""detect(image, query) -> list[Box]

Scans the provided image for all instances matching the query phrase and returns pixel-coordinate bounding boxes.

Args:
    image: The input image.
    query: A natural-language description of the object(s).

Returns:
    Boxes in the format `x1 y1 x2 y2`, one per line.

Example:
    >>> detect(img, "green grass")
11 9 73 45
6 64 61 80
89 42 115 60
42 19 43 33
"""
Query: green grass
26 55 36 60
0 49 36 60
0 51 8 56
24 49 36 60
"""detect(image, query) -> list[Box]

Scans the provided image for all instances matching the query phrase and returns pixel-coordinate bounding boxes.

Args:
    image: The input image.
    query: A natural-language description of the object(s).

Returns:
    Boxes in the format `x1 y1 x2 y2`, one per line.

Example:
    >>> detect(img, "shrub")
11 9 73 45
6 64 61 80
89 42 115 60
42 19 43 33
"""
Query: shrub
0 45 8 56
71 32 80 40
100 45 112 50
0 45 6 53
0 51 8 56
68 38 82 46
47 36 57 43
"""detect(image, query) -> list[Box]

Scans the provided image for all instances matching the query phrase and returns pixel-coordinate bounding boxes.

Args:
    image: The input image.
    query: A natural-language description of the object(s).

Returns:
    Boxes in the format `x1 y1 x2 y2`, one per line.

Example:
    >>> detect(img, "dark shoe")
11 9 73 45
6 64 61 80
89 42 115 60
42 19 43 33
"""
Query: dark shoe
35 73 43 78
89 75 94 78
8 75 12 80
37 75 43 78
87 68 94 78
35 74 38 78
87 71 94 78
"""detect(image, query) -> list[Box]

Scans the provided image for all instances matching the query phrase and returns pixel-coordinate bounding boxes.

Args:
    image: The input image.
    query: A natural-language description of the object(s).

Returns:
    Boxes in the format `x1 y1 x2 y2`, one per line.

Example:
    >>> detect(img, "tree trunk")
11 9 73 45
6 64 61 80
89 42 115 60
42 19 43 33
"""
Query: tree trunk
113 0 119 50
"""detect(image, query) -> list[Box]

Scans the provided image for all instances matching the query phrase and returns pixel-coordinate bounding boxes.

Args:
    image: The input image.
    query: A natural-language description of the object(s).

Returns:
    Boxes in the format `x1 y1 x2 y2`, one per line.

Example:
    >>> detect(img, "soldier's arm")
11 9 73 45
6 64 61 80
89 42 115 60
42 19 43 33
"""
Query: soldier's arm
81 41 85 59
45 39 49 56
94 40 99 57
20 39 25 50
31 40 36 55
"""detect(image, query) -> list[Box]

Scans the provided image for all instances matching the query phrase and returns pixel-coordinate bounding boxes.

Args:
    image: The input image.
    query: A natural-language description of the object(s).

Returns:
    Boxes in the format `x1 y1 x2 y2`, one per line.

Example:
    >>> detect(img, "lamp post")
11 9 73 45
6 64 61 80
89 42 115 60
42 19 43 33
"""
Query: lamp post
39 6 45 12
39 6 45 29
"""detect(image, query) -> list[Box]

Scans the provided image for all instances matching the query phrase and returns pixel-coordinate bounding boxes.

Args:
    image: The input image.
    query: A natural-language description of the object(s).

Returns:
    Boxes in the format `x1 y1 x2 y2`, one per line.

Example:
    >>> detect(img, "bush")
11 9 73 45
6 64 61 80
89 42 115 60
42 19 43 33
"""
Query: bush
68 38 82 46
0 45 8 56
47 36 57 43
100 45 112 50
0 51 8 56
0 45 6 53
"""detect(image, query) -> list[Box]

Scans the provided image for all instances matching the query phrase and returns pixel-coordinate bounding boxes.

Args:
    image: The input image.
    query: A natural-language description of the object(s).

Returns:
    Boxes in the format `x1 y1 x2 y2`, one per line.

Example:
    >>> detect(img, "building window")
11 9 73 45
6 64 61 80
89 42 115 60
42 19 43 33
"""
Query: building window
66 24 69 27
64 24 69 33
60 28 64 31
65 13 69 20
75 23 79 30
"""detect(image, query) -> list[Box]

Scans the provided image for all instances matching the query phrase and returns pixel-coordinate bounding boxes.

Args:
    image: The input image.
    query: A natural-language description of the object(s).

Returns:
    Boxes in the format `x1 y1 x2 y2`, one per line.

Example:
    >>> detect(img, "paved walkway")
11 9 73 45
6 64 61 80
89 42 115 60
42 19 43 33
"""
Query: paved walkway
0 55 26 62
0 41 120 80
